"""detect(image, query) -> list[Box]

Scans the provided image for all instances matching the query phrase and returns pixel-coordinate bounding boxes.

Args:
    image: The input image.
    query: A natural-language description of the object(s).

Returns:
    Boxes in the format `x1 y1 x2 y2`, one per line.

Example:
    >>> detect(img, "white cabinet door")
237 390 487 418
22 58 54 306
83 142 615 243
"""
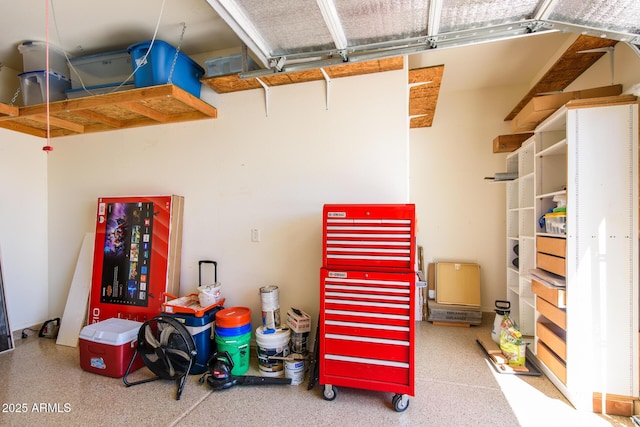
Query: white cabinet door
566 102 639 409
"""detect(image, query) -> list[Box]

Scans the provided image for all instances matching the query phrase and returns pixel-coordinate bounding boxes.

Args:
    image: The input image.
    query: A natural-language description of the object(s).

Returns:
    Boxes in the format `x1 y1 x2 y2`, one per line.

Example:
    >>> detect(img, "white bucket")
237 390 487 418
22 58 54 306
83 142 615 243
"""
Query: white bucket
255 326 290 377
260 286 280 329
198 283 222 307
284 360 306 385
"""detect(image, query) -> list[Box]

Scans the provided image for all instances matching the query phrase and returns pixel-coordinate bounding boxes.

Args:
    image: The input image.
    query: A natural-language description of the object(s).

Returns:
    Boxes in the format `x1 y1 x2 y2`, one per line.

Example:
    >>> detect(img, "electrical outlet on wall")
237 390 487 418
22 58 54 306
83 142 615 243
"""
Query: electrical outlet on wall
251 228 261 242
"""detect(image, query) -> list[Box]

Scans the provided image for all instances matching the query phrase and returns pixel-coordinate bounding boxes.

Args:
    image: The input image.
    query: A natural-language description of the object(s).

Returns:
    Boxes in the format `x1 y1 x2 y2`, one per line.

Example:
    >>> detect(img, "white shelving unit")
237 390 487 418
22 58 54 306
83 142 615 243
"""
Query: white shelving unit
529 98 639 413
505 137 535 337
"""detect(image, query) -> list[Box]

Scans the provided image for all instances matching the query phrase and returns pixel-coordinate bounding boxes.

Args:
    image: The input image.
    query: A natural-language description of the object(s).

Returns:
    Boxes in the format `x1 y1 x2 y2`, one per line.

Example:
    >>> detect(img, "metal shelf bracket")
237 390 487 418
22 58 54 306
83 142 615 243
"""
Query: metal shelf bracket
256 77 270 117
321 68 331 110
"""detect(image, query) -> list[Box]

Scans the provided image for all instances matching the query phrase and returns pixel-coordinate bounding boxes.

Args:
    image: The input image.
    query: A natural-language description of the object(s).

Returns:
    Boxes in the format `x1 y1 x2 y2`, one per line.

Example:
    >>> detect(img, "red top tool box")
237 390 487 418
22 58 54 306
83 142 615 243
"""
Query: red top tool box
322 204 417 272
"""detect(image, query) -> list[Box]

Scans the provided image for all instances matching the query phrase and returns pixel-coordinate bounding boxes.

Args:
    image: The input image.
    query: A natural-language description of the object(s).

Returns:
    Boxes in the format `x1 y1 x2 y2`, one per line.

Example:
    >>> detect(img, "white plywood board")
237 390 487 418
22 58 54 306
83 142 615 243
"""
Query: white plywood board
56 232 95 347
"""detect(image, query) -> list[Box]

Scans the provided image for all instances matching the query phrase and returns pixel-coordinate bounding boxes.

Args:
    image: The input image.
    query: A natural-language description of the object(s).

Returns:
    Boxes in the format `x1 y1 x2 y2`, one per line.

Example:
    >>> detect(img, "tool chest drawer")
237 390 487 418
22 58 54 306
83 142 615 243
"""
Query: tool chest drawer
323 356 410 387
322 204 416 271
319 268 415 395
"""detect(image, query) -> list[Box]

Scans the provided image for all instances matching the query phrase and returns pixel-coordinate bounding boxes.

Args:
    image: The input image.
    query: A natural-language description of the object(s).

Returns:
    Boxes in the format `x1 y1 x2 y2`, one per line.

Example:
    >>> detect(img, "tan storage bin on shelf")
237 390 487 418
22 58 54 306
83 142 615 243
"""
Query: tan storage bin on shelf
532 278 566 308
536 236 566 258
536 320 567 360
536 252 566 277
537 340 567 384
536 296 566 330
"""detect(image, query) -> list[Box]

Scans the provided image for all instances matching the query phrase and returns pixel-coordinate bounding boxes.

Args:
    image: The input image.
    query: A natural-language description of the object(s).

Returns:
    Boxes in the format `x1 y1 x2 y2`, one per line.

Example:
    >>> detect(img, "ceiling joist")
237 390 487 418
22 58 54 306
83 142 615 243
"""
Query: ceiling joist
505 34 619 121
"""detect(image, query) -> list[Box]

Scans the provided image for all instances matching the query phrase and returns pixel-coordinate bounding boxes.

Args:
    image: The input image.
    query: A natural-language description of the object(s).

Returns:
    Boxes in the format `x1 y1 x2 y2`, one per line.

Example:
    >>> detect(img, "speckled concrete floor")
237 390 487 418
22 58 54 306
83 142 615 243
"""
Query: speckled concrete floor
0 315 633 427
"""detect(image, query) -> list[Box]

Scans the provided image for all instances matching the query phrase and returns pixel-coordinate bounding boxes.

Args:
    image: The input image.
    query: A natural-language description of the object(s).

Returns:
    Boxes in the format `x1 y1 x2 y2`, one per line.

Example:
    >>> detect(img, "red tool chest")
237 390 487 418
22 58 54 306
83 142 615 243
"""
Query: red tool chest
319 204 416 412
322 204 417 272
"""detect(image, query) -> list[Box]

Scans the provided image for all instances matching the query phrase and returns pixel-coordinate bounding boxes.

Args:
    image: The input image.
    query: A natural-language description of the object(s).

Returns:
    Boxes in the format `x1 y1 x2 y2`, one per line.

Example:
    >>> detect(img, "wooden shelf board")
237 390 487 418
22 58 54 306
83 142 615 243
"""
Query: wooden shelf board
409 65 444 129
0 84 217 138
0 103 18 118
202 57 404 94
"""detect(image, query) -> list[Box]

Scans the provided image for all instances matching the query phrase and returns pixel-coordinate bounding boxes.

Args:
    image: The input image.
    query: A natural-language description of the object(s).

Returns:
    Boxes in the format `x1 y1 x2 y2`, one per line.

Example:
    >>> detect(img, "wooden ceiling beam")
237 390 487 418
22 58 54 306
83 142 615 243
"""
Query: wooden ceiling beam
409 65 444 128
201 57 405 94
505 35 618 121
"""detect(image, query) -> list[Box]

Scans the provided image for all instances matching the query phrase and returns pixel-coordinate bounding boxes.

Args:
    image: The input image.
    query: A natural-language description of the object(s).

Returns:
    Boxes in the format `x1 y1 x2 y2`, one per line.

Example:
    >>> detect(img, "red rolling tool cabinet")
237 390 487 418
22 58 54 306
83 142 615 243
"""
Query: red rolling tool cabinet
319 204 416 412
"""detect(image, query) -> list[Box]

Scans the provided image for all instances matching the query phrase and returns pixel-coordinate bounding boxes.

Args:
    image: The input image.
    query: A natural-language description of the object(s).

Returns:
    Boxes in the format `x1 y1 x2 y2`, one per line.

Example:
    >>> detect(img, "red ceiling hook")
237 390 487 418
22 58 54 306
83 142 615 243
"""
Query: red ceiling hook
42 145 54 152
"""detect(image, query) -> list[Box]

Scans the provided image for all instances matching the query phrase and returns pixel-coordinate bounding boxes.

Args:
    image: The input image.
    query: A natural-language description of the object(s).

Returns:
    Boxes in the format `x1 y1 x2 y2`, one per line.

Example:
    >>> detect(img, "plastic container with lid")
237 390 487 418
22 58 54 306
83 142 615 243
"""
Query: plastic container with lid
79 318 144 378
545 212 566 235
127 39 204 97
215 306 251 328
69 49 133 89
18 70 71 105
18 40 70 77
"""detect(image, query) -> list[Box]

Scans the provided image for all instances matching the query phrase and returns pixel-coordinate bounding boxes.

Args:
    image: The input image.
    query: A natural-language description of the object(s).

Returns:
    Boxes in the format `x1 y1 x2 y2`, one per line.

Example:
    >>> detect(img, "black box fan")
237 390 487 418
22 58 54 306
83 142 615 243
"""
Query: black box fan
123 316 197 400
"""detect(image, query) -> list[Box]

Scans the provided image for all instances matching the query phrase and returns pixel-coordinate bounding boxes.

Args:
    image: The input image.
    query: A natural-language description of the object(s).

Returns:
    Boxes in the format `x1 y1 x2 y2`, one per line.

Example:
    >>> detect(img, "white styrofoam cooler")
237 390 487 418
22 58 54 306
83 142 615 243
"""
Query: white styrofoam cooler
79 318 144 378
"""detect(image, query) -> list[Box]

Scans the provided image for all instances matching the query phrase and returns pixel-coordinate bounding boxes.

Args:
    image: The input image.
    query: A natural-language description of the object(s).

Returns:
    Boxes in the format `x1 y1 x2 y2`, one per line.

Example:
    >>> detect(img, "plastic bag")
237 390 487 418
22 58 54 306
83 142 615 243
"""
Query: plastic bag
499 314 526 366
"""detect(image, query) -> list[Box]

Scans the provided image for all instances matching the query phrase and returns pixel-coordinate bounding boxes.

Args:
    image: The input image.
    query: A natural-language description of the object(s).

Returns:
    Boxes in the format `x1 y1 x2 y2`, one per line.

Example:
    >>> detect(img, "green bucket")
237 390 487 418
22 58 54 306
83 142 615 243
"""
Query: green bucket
214 331 251 375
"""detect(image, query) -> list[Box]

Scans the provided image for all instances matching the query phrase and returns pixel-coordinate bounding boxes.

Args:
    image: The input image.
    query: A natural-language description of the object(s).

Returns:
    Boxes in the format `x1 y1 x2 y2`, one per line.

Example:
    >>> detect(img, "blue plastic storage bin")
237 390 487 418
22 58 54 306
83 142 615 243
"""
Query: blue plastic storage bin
127 40 204 97
164 306 223 374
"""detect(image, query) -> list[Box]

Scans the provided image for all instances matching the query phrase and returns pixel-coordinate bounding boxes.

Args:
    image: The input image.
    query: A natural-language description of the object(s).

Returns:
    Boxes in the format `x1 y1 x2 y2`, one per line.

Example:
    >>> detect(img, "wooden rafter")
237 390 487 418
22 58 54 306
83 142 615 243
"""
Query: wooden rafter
409 65 444 128
505 35 618 121
201 57 404 94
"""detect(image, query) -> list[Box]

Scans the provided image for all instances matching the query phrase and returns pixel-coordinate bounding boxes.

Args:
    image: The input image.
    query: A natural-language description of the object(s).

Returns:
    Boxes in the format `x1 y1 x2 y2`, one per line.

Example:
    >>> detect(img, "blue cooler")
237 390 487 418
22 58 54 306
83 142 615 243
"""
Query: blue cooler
164 306 223 374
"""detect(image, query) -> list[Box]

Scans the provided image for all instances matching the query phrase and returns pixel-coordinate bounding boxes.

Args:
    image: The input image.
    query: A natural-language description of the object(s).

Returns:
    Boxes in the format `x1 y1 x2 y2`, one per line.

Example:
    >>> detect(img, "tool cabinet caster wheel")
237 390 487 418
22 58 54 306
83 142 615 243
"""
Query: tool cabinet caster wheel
322 384 338 401
392 394 409 412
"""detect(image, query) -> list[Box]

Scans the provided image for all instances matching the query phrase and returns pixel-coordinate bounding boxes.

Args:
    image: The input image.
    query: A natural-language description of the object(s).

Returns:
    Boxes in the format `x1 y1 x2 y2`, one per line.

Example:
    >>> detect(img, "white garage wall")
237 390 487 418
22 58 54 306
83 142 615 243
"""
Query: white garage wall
0 131 48 331
44 68 409 330
410 84 523 311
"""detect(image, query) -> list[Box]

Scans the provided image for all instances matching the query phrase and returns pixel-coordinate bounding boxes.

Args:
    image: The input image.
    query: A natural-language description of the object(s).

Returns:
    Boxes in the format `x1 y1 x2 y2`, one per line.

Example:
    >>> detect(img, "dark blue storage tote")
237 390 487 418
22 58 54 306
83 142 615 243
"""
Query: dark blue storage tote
164 306 223 374
128 40 204 97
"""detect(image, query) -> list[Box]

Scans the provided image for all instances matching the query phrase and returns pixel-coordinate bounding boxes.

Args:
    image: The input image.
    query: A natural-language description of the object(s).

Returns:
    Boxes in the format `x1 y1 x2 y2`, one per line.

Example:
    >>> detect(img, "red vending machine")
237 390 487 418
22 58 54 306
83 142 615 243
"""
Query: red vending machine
319 204 416 412
88 195 184 323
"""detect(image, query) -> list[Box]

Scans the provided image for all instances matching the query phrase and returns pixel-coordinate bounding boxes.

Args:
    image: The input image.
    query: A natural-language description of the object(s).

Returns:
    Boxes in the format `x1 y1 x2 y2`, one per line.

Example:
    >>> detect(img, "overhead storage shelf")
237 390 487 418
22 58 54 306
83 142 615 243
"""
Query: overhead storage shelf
0 84 217 139
201 57 404 93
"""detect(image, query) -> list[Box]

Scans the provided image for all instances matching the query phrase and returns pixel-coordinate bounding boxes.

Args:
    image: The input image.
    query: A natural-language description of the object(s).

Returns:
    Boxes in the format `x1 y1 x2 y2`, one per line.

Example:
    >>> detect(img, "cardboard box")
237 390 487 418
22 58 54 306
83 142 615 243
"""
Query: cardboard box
88 195 184 323
510 84 622 133
435 262 480 306
427 262 435 299
492 133 533 153
427 300 482 325
286 308 311 333
79 318 144 378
